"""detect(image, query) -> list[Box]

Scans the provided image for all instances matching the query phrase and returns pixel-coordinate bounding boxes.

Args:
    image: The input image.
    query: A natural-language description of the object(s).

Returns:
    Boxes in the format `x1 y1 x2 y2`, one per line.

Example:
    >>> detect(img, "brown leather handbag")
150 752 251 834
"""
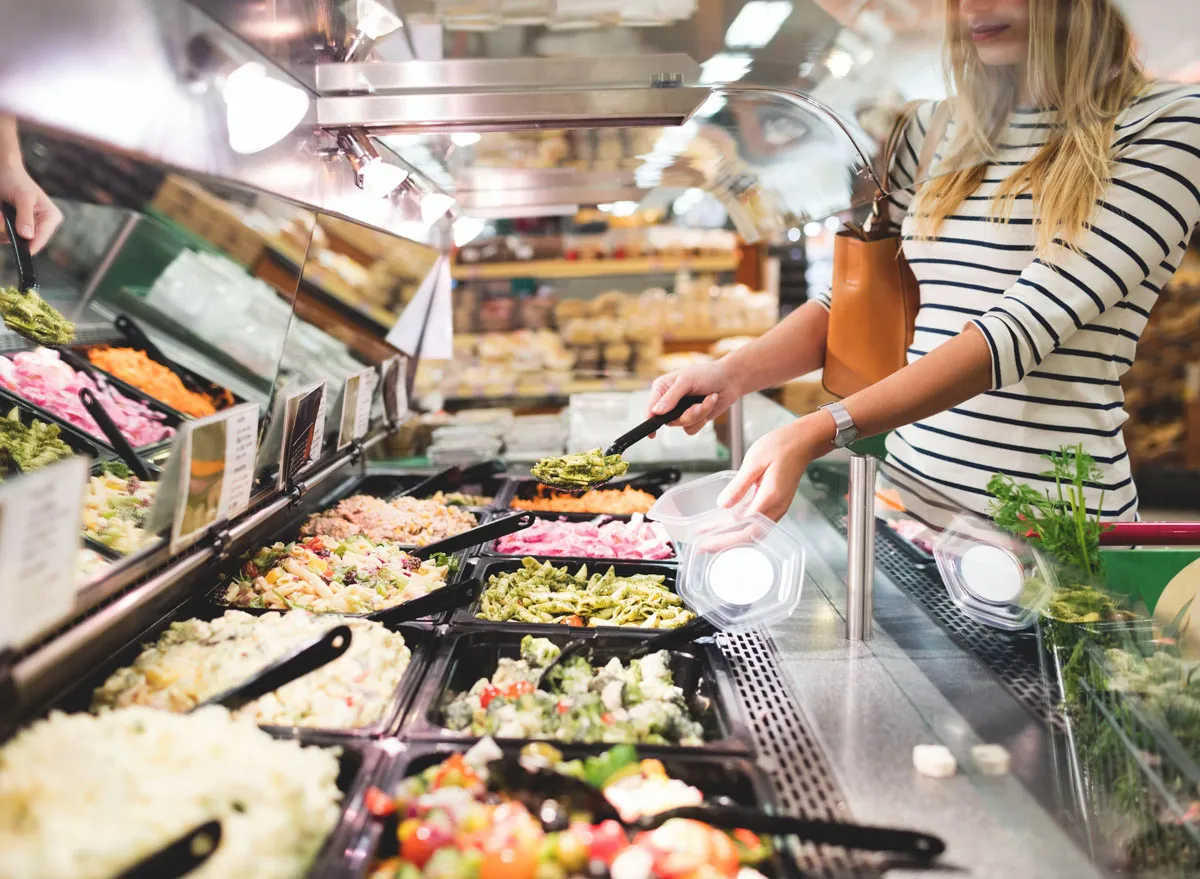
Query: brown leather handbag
823 100 951 398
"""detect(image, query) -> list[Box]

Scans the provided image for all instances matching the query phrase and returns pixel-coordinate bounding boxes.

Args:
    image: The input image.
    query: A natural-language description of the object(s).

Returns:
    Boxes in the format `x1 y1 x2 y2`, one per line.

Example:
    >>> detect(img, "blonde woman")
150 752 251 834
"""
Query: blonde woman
649 0 1200 523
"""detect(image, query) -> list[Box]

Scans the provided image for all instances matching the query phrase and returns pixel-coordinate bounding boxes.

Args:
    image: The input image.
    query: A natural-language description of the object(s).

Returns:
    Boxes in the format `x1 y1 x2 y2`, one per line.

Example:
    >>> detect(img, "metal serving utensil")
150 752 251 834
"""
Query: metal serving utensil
533 395 705 495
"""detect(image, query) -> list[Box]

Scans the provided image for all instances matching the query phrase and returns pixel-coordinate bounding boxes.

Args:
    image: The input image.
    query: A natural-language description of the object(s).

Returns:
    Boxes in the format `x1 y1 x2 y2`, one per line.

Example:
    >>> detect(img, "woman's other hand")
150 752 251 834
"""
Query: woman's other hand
717 414 835 522
647 360 741 436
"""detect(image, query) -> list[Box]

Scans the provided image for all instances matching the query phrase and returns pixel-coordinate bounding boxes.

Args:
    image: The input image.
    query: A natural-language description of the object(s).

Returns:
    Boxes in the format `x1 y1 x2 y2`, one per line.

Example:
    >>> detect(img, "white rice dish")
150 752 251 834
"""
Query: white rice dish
0 707 343 879
92 610 412 729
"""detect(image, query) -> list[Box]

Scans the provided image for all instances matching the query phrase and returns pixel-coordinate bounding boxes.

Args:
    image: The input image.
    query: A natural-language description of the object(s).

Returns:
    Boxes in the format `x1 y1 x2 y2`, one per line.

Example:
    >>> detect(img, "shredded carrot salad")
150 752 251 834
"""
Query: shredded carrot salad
511 485 657 515
86 347 232 418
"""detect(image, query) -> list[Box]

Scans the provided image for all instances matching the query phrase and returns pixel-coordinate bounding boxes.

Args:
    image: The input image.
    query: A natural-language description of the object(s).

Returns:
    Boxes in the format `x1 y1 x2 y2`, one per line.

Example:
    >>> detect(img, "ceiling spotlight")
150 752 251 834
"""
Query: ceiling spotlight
421 192 456 227
342 0 404 61
337 128 410 197
453 216 487 247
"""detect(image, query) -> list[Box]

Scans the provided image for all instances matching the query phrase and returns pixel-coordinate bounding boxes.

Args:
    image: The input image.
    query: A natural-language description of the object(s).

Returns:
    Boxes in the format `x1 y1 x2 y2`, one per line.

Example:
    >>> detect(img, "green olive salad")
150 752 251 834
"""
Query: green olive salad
478 557 694 629
532 449 628 488
441 635 706 745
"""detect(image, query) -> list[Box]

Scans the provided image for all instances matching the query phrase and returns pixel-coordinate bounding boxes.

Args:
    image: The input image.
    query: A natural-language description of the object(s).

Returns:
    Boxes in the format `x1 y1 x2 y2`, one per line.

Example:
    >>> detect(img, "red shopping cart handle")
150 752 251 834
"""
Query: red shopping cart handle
1100 522 1200 546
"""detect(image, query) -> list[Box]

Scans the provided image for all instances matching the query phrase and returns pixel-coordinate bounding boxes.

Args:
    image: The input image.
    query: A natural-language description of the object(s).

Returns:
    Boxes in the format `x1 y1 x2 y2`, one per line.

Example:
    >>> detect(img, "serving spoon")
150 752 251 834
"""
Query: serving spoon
114 820 222 879
533 395 704 495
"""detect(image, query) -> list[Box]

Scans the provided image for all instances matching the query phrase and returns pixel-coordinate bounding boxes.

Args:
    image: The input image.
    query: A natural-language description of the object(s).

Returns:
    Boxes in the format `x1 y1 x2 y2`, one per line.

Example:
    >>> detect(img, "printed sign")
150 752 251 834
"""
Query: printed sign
381 355 408 426
277 381 328 489
337 369 377 451
0 456 88 649
148 403 259 554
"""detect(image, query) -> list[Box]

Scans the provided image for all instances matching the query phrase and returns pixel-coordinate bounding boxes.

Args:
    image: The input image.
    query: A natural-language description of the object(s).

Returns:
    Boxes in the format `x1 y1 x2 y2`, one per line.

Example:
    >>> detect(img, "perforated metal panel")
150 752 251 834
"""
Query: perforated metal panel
717 629 878 878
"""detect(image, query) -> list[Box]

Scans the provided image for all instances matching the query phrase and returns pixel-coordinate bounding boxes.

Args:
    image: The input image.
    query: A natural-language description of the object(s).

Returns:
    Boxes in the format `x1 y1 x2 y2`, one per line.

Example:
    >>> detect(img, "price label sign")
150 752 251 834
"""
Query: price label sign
277 380 328 489
147 403 260 554
381 355 408 427
337 368 378 451
0 456 88 650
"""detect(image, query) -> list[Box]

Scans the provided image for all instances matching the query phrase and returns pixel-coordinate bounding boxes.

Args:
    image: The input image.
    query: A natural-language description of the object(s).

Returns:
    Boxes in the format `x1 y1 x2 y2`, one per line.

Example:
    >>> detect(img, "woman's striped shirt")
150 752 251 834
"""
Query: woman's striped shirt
818 83 1200 522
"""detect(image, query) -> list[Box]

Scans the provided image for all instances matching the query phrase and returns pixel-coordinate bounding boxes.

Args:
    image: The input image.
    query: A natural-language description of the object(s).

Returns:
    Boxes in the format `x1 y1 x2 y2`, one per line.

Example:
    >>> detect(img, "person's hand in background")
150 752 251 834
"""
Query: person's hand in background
646 360 741 436
0 114 62 254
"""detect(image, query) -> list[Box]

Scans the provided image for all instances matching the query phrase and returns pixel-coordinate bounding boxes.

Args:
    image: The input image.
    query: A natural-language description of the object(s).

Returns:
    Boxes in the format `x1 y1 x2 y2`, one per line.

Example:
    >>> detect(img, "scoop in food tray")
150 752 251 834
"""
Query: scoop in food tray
532 396 704 494
412 512 536 561
194 624 352 711
368 576 482 625
535 617 718 692
397 459 505 500
78 387 155 482
114 820 222 879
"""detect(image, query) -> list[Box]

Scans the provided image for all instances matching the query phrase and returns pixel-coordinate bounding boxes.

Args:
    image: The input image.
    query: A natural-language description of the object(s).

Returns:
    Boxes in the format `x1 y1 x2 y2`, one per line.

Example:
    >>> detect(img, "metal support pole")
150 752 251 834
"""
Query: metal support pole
729 397 746 469
845 451 877 641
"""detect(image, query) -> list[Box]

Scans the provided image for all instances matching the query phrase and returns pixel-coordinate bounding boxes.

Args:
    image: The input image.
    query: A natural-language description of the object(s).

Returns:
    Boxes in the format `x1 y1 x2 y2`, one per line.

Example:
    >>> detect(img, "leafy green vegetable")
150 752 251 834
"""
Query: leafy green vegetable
427 551 459 573
0 285 75 346
581 743 639 789
97 460 133 479
532 449 628 488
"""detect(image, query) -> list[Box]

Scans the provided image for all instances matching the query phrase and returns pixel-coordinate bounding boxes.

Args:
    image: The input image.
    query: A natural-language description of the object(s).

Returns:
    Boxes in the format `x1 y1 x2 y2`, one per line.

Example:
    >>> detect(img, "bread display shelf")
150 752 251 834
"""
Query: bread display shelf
451 254 738 281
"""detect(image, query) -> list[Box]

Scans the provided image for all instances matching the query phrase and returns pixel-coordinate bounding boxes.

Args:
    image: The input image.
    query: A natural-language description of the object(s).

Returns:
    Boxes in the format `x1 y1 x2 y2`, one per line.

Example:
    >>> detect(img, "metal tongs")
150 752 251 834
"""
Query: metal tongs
491 753 945 861
115 820 222 879
194 624 352 711
78 387 155 481
536 617 718 692
535 395 705 495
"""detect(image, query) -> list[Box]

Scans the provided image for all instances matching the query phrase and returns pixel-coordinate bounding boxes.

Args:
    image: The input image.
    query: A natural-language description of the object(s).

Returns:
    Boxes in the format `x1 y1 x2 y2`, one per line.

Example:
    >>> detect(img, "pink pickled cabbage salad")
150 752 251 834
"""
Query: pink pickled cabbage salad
0 349 175 447
494 513 675 560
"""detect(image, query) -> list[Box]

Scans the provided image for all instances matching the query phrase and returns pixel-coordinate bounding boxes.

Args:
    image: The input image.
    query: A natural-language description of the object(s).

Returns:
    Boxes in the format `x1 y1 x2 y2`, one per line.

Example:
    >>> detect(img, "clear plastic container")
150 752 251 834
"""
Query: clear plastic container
648 476 805 631
932 513 1057 631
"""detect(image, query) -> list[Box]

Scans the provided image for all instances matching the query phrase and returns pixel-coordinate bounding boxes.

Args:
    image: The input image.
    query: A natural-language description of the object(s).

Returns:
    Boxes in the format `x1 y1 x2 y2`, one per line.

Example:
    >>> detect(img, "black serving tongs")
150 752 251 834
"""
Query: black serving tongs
536 617 718 692
535 396 704 495
399 459 505 500
115 820 222 879
413 511 537 561
193 624 352 711
78 387 155 481
369 577 482 625
0 201 37 296
492 751 945 862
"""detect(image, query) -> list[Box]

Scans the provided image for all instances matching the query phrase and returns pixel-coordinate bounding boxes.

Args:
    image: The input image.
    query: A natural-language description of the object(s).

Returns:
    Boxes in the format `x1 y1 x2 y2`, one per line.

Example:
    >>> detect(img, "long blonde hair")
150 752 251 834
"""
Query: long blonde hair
912 0 1146 254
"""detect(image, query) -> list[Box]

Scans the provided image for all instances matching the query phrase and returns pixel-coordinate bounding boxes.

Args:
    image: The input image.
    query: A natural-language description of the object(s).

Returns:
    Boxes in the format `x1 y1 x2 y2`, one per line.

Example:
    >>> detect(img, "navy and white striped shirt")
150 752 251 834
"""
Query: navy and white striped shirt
819 83 1200 521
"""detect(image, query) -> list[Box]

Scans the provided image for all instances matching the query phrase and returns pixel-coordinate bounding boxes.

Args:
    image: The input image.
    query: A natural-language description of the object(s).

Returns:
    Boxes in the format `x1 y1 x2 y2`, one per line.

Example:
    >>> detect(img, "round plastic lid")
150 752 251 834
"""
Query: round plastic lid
933 513 1056 631
677 512 806 631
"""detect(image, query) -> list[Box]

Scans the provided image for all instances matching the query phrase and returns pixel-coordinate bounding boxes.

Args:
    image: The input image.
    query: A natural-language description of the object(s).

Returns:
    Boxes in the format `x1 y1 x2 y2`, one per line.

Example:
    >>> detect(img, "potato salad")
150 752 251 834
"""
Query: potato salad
442 636 706 745
220 534 452 615
92 610 412 729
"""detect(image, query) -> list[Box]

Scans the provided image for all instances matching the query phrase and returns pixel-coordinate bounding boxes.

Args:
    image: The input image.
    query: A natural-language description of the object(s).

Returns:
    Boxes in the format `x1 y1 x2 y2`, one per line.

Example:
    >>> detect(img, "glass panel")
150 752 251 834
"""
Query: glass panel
0 121 311 578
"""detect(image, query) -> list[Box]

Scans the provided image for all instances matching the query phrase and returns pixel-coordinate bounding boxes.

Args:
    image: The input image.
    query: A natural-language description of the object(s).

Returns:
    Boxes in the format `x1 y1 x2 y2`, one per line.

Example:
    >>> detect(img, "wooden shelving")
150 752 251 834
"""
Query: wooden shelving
451 254 739 281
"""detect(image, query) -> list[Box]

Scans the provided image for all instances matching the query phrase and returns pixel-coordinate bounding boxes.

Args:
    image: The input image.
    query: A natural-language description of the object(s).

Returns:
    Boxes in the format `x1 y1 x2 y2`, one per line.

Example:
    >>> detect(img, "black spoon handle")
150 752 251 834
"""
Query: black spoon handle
114 314 205 394
605 396 706 457
605 467 682 493
399 465 461 499
457 458 505 485
370 577 480 625
115 820 222 879
631 618 718 658
1 201 38 293
198 624 352 711
639 806 945 860
414 512 537 560
79 388 154 481
536 637 596 691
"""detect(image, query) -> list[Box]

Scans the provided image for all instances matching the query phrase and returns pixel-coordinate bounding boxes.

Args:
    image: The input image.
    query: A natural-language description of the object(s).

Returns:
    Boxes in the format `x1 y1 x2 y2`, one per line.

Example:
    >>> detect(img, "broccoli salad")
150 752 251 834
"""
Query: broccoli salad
441 636 707 745
220 534 454 615
92 610 412 729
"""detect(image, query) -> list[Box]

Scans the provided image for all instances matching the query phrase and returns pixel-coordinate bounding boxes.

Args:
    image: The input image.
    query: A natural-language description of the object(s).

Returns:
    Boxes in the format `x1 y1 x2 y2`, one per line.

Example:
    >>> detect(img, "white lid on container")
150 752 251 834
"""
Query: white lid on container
932 513 1057 631
676 511 806 631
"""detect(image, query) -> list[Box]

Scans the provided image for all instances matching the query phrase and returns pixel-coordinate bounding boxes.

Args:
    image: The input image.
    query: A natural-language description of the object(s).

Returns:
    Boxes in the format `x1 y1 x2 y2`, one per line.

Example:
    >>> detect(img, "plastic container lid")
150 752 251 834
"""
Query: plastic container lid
675 511 806 632
932 513 1057 631
648 471 750 544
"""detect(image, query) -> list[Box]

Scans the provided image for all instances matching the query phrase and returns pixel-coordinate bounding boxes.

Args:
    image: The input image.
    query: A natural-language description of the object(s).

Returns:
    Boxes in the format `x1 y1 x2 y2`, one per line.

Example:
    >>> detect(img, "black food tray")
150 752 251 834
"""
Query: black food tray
477 509 679 563
348 741 798 879
499 468 680 513
0 372 181 454
456 556 688 636
305 740 389 879
0 392 109 466
350 468 511 514
82 458 167 562
54 599 437 741
71 335 244 420
401 628 753 755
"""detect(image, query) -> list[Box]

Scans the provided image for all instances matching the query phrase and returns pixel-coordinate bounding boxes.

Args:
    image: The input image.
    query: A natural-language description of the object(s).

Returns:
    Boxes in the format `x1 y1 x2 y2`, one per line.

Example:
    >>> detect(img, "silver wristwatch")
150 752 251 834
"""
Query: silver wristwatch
819 401 860 449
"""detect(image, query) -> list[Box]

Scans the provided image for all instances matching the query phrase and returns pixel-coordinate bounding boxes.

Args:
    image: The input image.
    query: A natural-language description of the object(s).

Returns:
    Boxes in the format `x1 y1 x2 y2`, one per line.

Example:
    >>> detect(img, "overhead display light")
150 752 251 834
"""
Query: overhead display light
699 53 753 85
453 216 487 247
337 128 410 197
421 192 456 227
725 1 792 50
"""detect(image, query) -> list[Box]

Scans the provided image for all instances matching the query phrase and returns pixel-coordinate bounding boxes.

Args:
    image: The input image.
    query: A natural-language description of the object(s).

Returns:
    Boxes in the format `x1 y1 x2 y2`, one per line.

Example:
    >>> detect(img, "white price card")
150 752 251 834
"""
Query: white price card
147 403 260 554
337 368 378 451
381 355 408 426
0 456 88 650
277 380 328 489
